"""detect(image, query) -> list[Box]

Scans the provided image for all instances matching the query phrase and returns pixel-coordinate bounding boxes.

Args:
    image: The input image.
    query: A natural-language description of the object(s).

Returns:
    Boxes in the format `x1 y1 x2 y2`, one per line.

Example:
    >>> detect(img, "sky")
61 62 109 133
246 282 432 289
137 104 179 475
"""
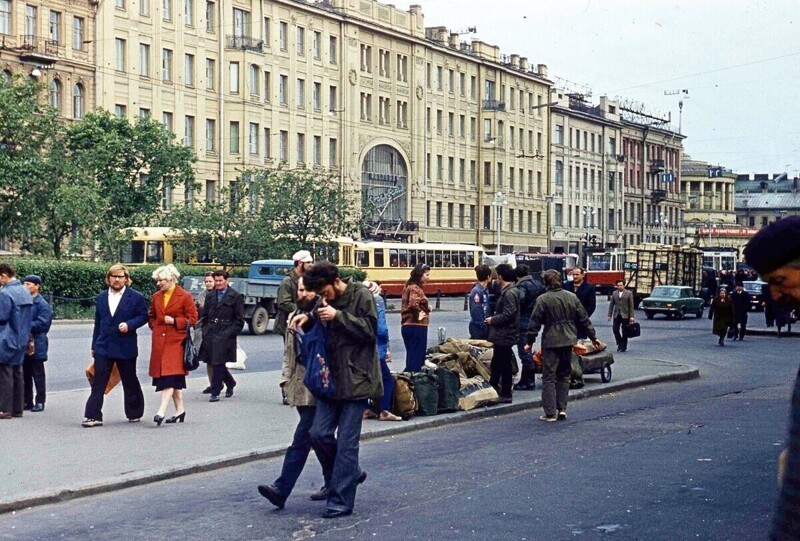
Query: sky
394 0 799 176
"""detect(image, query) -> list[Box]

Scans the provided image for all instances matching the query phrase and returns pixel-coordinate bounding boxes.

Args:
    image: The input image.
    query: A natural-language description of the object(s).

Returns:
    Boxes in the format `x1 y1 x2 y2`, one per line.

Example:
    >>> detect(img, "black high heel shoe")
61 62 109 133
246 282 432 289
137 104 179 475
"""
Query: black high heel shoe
165 412 186 424
154 415 164 426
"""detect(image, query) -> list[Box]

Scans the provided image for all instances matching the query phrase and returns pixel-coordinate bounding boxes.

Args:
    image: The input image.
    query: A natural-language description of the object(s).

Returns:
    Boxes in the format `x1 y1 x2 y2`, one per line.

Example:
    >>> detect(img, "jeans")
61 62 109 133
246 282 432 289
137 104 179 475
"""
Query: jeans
210 364 236 396
310 398 367 512
84 356 144 421
378 356 395 412
489 344 515 398
0 364 24 414
541 346 573 417
23 357 46 406
402 325 428 373
274 406 329 497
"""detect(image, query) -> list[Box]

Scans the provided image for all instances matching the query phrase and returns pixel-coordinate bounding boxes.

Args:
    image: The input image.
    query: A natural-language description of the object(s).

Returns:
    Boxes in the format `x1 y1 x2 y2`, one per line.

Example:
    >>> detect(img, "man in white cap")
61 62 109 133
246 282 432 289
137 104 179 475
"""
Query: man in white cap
276 250 314 404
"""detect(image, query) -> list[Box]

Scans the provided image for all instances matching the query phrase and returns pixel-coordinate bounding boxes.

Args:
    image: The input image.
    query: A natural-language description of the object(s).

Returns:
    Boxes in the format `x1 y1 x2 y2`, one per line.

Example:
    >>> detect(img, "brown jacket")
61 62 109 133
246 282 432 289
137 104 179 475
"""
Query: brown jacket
148 286 198 378
281 309 316 407
400 283 430 326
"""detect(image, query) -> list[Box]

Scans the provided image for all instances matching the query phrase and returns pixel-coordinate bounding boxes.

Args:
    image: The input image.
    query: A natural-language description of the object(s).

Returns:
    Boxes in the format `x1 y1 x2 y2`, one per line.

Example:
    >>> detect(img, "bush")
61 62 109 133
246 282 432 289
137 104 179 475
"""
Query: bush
339 266 366 283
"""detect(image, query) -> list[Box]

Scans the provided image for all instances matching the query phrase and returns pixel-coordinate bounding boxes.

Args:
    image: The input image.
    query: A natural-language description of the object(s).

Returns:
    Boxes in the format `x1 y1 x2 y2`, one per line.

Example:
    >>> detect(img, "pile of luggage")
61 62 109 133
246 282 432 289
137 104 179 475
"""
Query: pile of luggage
390 339 505 418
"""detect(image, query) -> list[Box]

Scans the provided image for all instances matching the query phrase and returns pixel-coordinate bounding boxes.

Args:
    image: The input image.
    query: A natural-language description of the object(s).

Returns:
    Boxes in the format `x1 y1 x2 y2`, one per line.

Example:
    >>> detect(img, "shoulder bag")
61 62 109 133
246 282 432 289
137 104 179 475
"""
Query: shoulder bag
302 322 336 399
183 326 200 371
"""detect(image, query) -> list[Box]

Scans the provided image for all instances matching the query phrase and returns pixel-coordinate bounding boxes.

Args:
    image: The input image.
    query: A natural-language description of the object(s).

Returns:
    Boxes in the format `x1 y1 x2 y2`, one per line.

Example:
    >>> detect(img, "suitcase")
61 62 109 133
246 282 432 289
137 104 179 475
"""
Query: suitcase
578 350 615 383
622 321 641 339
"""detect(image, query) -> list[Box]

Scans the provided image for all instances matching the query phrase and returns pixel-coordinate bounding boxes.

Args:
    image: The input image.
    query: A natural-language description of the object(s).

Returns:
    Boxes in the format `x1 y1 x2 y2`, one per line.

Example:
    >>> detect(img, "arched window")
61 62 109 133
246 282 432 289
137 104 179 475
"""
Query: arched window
361 144 408 235
49 79 62 112
248 64 259 96
73 83 84 119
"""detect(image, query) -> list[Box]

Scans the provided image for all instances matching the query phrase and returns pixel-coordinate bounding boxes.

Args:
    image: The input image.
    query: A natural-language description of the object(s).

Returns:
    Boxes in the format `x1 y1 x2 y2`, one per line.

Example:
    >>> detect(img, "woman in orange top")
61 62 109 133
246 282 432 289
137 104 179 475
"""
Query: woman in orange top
400 263 431 372
148 264 198 425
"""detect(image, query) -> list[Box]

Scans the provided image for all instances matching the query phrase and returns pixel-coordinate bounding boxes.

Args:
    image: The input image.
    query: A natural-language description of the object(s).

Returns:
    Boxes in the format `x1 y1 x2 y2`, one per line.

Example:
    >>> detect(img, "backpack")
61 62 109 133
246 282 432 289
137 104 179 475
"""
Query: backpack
435 367 460 413
301 322 336 399
391 373 418 418
412 371 439 416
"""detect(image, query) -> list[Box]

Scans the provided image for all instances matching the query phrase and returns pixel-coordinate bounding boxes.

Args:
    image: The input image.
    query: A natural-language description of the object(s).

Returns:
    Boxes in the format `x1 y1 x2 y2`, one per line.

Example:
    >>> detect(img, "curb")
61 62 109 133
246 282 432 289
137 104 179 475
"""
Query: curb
746 328 799 337
0 363 699 514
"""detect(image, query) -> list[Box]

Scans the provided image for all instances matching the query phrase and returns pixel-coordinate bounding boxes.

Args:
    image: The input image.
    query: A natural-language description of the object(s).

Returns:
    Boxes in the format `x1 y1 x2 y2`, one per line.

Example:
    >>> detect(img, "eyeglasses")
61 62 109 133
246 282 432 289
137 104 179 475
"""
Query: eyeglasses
110 275 127 279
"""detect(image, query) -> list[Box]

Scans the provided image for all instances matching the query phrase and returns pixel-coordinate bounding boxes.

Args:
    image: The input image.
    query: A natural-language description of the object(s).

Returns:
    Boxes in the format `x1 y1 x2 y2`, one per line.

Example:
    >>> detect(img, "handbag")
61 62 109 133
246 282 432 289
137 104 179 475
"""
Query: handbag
183 326 200 371
85 361 122 395
622 321 641 339
302 321 336 399
726 326 736 339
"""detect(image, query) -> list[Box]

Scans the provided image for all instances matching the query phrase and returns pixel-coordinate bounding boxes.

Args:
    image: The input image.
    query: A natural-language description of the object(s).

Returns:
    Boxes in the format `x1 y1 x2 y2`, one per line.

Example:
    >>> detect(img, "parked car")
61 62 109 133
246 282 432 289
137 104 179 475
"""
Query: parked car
642 285 705 319
743 280 767 312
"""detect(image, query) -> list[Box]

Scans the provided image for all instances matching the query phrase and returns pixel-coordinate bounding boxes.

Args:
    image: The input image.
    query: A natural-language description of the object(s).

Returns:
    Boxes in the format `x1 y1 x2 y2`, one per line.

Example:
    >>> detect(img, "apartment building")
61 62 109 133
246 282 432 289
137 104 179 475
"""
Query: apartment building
681 156 737 247
549 93 624 255
0 0 95 120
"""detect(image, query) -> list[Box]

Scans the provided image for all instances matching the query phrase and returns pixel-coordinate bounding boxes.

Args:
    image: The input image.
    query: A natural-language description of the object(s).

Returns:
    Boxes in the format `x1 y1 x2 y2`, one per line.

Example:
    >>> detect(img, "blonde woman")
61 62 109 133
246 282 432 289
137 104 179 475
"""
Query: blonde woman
148 265 198 425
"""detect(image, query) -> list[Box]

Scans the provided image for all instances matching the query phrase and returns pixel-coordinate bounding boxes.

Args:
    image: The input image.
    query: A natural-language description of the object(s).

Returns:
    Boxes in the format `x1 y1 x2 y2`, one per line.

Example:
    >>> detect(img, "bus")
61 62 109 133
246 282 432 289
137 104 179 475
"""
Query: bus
336 238 485 296
585 250 626 294
702 248 738 272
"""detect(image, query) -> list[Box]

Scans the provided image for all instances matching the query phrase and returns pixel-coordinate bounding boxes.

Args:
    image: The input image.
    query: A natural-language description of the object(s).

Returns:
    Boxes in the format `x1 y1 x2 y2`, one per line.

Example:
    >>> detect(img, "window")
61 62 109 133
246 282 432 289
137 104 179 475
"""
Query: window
49 11 61 43
49 79 62 112
184 116 195 147
483 161 491 186
470 117 476 140
184 0 193 25
205 1 214 32
162 0 172 21
25 5 37 37
470 75 477 98
555 161 564 185
263 16 270 45
114 38 126 71
296 78 305 107
328 85 337 111
205 58 215 89
229 62 239 92
162 48 173 81
248 64 259 95
379 49 390 77
448 203 454 227
73 84 84 119
459 158 466 185
279 21 287 51
115 0 125 8
232 8 249 37
555 204 563 227
139 43 150 76
296 26 304 55
459 115 465 138
72 17 84 50
162 111 173 132
329 36 337 64
360 45 372 73
470 160 477 186
436 155 443 181
141 0 150 16
379 97 390 125
396 54 407 82
328 138 338 168
436 202 442 227
0 1 12 35
436 110 442 135
263 127 271 159
296 133 305 163
229 121 240 154
448 69 454 93
397 100 407 129
483 206 491 229
312 82 321 111
459 72 465 96
313 136 321 166
425 63 431 89
205 119 215 151
279 130 288 162
139 108 150 118
279 75 287 104
312 31 321 59
114 104 126 118
436 66 443 91
448 157 454 183
184 54 194 86
248 123 258 154
263 71 271 101
360 92 372 121
448 112 454 137
555 125 564 145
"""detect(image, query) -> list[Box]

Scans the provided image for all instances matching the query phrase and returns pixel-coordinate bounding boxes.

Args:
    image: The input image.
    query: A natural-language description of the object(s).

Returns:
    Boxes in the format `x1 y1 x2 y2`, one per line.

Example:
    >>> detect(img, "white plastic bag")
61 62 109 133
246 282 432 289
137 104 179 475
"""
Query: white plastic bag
226 345 247 370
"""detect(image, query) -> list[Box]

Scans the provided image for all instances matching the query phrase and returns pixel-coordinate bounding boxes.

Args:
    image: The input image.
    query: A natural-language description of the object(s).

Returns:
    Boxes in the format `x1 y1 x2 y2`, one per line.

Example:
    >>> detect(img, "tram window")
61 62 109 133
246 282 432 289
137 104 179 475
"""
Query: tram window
434 250 443 267
374 249 385 267
418 250 426 266
356 250 370 267
457 251 466 267
121 241 144 264
146 241 164 264
389 249 399 267
425 250 434 266
442 251 451 267
399 249 408 267
466 251 474 267
409 250 418 266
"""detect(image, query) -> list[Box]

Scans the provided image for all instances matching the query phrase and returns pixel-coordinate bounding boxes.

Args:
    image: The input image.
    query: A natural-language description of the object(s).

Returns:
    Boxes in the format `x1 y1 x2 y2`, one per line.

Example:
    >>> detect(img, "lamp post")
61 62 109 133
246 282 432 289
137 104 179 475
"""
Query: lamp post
492 191 508 255
582 205 596 261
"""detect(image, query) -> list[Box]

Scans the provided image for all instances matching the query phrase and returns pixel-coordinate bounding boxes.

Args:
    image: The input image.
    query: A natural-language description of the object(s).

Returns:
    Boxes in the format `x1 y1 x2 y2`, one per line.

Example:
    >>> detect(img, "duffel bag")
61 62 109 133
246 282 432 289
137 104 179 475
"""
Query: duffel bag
391 373 418 419
435 367 460 413
458 376 499 411
412 371 439 416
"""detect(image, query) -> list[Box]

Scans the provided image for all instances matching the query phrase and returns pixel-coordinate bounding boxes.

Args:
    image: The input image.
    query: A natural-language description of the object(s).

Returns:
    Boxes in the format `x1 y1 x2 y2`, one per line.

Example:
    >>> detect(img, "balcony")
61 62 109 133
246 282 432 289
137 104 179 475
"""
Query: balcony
226 35 264 53
482 99 506 112
19 35 61 66
651 189 667 203
650 159 665 174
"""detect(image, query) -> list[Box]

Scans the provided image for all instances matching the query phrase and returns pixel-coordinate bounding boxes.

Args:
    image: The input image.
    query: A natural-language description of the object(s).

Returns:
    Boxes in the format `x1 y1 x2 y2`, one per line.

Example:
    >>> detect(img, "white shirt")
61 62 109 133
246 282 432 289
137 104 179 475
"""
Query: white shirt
108 287 126 317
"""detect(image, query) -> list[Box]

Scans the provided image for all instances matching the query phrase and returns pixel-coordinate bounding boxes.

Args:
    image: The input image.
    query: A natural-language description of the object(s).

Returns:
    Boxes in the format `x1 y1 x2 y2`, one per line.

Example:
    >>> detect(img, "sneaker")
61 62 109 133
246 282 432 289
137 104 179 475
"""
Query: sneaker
82 418 103 428
557 410 567 421
539 415 557 423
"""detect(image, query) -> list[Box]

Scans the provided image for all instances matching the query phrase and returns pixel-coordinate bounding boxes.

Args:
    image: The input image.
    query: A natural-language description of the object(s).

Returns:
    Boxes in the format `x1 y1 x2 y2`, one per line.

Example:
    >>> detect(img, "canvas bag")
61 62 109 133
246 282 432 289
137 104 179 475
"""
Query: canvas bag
412 371 439 416
458 376 499 411
391 373 418 418
301 322 336 399
434 367 460 413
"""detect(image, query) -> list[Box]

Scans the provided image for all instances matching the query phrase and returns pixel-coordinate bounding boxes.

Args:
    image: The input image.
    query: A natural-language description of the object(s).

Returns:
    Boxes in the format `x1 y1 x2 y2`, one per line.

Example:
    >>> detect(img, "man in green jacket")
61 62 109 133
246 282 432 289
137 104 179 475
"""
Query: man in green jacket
300 260 382 519
525 269 601 422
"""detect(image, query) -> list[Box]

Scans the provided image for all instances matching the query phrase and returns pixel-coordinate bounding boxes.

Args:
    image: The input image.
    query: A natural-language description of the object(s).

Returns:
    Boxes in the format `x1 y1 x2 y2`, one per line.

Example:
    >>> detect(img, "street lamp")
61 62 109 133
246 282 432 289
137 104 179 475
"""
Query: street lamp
492 191 508 255
582 205 596 259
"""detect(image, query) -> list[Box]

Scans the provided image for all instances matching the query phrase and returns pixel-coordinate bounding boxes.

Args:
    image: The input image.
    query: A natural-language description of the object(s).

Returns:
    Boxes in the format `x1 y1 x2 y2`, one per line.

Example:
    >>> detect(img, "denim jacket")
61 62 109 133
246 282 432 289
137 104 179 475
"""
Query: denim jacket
0 279 34 366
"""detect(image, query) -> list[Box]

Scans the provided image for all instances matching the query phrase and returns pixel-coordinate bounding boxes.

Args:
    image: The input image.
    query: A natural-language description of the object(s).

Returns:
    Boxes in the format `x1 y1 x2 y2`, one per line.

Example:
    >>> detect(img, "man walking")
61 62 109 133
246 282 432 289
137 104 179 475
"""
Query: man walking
525 269 600 422
514 265 545 391
202 270 245 402
0 263 33 419
22 275 52 412
742 217 800 540
300 261 382 518
468 264 491 340
485 263 520 403
608 279 635 352
729 282 750 341
196 272 216 394
83 264 148 427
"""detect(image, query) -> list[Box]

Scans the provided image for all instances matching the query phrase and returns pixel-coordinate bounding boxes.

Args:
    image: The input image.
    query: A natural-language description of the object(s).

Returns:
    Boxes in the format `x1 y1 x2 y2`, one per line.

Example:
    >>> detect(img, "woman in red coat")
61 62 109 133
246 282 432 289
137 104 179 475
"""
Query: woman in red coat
149 264 198 426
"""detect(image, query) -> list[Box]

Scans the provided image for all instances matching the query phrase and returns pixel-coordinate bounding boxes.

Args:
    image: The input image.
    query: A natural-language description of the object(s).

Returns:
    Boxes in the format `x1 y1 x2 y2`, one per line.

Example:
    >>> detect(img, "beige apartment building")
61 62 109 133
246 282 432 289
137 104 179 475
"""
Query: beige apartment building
92 0 552 251
0 0 95 120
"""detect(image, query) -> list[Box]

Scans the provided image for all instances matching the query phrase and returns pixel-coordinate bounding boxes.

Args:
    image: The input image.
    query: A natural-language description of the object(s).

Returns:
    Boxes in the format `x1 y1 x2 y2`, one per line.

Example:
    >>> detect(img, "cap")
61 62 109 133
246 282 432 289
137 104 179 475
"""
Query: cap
22 275 42 286
744 216 800 275
363 280 380 295
292 250 313 263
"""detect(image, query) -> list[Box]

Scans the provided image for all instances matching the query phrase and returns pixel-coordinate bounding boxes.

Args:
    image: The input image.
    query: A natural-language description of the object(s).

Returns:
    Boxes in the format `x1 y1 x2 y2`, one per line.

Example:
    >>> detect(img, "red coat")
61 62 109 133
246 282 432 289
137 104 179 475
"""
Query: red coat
148 286 198 378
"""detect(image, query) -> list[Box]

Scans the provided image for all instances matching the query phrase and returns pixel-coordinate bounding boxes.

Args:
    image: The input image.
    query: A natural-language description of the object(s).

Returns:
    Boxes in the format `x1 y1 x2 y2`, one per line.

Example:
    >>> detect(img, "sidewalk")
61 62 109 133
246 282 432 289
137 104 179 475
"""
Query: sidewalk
0 355 699 514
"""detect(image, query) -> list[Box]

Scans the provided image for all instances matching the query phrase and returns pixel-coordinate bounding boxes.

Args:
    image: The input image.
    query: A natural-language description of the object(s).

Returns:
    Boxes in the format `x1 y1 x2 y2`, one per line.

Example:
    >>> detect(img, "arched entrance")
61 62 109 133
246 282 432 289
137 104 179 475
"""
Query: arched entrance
360 144 409 239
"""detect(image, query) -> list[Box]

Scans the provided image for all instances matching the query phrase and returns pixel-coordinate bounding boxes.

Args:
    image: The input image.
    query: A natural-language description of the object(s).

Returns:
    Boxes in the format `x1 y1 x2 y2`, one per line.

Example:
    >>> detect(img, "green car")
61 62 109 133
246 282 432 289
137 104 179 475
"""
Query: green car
642 286 704 320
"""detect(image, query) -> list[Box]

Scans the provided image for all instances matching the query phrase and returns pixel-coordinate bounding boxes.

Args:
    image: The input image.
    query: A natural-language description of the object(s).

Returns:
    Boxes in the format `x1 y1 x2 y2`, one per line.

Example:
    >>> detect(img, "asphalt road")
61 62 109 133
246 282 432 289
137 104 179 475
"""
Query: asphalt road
5 299 792 540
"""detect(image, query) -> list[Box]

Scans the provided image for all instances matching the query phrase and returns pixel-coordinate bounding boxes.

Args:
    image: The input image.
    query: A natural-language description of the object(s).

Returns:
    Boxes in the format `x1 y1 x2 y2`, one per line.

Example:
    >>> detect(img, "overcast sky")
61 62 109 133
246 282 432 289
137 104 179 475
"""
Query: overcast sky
394 0 799 176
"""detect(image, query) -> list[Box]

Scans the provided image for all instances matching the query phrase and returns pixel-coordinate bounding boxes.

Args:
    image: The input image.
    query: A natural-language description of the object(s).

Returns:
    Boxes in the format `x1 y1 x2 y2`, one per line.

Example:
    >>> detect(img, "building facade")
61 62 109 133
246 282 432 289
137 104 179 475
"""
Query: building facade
735 173 800 235
681 156 739 248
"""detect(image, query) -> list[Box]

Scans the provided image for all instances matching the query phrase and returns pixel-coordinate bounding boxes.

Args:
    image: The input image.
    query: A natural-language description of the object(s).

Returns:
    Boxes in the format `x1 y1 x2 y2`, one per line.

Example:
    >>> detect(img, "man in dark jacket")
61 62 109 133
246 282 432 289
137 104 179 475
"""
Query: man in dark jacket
563 267 597 331
525 270 600 422
275 250 313 340
468 264 491 340
203 270 245 402
485 263 520 403
0 263 33 419
301 261 381 519
729 282 750 341
515 265 545 391
742 216 800 540
22 275 52 412
83 264 148 427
